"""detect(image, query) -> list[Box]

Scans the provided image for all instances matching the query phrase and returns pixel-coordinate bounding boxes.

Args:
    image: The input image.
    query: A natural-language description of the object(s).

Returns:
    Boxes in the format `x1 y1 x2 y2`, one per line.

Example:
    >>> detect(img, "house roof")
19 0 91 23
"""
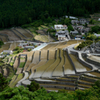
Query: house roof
65 16 78 19
94 33 100 37
54 25 67 28
70 30 78 34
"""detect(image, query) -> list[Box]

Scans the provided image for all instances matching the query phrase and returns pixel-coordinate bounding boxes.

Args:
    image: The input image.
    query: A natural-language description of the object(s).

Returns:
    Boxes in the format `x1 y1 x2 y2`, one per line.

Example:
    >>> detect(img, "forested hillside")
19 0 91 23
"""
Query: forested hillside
0 0 100 28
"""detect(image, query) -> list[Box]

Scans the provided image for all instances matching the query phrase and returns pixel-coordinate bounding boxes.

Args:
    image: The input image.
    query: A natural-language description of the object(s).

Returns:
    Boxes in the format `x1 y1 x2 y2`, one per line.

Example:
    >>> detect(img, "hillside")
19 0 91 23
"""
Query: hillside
0 0 100 28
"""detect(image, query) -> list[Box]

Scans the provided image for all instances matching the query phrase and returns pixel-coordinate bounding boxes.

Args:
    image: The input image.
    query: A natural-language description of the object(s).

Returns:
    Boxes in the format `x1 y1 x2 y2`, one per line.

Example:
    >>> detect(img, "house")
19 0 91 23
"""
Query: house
18 43 29 48
71 20 79 25
75 35 82 39
70 30 79 35
79 18 89 25
94 33 100 37
82 28 90 33
98 18 100 21
24 46 34 49
55 30 69 41
54 25 67 30
65 16 78 20
3 50 13 55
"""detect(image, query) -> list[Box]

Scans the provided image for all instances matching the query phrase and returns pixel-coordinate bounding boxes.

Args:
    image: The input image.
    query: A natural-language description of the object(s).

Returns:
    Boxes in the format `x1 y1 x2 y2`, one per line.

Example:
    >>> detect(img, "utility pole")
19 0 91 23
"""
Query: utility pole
48 32 50 42
93 39 95 53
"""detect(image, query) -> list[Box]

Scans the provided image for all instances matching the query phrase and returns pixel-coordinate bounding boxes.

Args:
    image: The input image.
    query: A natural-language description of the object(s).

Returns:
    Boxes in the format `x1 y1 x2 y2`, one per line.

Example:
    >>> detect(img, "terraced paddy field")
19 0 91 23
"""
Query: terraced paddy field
0 35 8 42
31 50 48 79
0 30 20 41
87 55 100 63
15 28 33 39
23 51 34 71
62 51 75 75
34 34 54 42
52 49 65 77
69 54 91 72
7 40 100 90
10 73 23 88
0 43 10 53
11 29 26 40
43 40 83 50
27 50 40 72
9 42 19 50
41 49 60 78
32 50 56 78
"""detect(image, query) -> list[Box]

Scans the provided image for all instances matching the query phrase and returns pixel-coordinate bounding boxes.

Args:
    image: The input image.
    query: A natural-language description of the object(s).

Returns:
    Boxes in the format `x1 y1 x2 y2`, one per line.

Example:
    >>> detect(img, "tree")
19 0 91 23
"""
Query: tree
0 73 8 92
68 25 74 31
64 18 71 26
0 41 4 48
27 81 39 92
86 34 96 40
91 26 100 33
90 19 96 24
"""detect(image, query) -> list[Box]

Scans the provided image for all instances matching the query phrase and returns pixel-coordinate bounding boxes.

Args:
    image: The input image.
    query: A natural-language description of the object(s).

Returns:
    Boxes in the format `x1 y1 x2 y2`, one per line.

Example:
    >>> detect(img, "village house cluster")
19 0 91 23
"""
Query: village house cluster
54 16 90 41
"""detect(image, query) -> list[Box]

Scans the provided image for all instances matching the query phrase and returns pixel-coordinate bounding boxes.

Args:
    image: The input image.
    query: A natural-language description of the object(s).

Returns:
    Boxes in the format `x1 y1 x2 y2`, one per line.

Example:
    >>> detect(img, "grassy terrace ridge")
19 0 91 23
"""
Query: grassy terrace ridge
19 62 26 68
9 75 17 87
10 73 23 88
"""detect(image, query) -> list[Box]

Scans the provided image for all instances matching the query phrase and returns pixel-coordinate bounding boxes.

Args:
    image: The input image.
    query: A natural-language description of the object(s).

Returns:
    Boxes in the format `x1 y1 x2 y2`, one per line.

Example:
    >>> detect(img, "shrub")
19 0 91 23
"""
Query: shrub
27 81 39 92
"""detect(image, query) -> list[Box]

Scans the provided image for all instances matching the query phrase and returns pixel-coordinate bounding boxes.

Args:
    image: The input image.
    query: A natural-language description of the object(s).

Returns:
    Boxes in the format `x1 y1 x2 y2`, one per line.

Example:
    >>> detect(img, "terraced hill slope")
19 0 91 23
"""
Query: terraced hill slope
8 40 100 91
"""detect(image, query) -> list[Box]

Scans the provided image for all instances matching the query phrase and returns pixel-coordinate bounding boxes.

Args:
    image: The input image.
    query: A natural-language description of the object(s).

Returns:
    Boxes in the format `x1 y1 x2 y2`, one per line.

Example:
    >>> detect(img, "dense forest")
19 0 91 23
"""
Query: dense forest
0 0 100 28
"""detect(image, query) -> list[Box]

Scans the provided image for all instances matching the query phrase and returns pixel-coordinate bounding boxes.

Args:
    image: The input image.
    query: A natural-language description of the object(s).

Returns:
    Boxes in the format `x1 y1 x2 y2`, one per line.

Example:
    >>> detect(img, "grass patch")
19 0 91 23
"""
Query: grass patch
10 73 23 88
19 62 25 68
6 66 14 82
9 75 17 87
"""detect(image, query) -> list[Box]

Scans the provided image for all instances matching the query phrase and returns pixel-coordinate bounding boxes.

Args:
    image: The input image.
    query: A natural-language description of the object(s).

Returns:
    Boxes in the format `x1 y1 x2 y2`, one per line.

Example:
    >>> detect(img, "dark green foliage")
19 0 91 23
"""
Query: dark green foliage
90 19 95 24
14 47 24 54
68 25 74 31
77 40 93 49
0 0 100 28
91 26 100 33
47 29 56 33
1 80 100 100
0 74 8 92
86 34 97 40
0 41 4 48
27 81 39 92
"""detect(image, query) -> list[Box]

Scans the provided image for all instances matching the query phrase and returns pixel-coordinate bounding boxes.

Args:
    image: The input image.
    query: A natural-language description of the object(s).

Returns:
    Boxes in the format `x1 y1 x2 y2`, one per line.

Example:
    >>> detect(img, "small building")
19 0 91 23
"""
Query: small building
82 28 90 33
70 30 79 35
24 46 34 49
54 25 67 30
94 33 100 37
3 50 13 55
98 18 100 21
75 35 82 39
18 43 29 48
71 20 79 25
65 16 78 20
55 30 69 41
79 18 89 25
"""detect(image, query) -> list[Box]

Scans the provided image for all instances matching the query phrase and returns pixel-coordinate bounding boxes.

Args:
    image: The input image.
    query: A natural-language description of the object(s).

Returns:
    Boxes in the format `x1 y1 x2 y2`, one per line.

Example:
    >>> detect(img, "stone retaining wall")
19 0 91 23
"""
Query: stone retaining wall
86 57 100 67
40 85 75 91
70 51 93 70
66 49 77 73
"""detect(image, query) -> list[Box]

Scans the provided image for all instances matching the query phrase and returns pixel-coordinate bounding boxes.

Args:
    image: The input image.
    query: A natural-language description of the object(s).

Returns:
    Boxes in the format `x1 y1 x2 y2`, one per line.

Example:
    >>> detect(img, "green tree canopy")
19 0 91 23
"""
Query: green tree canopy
0 74 9 92
27 81 39 92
